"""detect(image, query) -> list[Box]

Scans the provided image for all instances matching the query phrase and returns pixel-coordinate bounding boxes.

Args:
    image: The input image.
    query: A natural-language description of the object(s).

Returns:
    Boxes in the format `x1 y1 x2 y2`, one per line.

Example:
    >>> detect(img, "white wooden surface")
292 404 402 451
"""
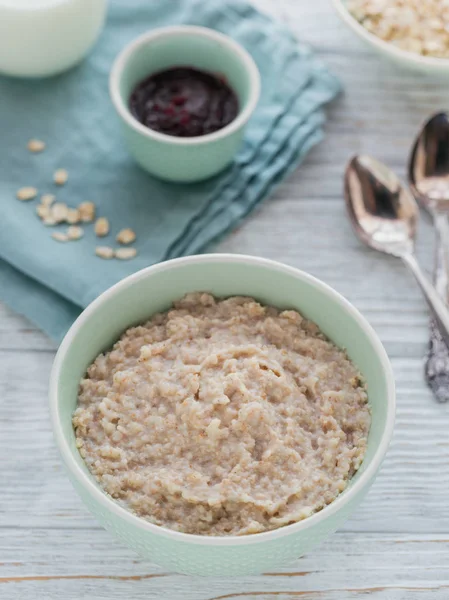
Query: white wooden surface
2 0 449 598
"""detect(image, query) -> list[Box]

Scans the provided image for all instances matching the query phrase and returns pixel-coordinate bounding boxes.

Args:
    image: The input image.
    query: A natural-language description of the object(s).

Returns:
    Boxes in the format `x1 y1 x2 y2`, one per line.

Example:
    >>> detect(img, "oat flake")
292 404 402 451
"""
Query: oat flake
116 228 136 245
115 247 137 260
52 232 69 242
95 246 114 259
95 217 110 237
36 204 50 219
54 169 68 186
67 226 84 240
52 202 69 223
66 208 81 224
41 194 56 207
27 139 46 153
79 202 96 222
17 187 38 201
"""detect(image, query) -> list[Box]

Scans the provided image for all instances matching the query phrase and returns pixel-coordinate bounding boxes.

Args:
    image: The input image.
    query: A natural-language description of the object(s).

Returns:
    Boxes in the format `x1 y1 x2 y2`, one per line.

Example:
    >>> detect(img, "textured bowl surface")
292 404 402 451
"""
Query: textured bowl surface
332 0 449 74
50 254 395 576
110 26 260 182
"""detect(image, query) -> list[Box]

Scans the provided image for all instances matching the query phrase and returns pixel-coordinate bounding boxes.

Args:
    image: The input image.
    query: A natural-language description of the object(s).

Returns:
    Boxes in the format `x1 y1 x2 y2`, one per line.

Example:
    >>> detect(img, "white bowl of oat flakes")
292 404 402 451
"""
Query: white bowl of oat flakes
333 0 449 73
50 254 395 576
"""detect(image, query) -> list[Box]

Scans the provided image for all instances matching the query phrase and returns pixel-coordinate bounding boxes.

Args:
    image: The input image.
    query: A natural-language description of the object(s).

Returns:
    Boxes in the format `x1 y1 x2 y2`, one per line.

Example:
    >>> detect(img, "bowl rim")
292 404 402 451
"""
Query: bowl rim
49 253 395 547
109 25 261 146
332 0 449 69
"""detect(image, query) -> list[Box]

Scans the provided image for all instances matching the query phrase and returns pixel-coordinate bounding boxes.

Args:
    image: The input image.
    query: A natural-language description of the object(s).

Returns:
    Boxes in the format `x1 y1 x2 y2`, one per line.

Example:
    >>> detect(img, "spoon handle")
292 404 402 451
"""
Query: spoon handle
433 213 449 297
424 213 449 402
401 252 449 351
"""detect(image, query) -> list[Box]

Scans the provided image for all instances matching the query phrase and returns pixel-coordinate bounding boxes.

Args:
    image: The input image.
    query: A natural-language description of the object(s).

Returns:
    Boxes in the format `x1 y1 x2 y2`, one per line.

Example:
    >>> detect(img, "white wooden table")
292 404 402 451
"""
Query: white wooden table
2 1 449 598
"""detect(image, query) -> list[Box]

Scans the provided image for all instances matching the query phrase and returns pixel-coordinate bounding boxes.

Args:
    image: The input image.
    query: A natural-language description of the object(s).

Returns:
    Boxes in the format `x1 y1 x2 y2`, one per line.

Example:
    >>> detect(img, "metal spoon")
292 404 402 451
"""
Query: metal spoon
345 154 449 349
409 112 449 402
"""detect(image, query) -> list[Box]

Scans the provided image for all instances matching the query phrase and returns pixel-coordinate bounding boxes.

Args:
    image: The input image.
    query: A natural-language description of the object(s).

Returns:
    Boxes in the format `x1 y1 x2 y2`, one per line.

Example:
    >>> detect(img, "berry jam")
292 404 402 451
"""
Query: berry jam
129 67 239 138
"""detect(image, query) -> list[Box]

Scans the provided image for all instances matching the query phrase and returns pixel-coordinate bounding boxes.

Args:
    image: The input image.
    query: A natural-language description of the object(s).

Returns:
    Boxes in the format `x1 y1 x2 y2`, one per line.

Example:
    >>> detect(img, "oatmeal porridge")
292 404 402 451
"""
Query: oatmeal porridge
73 293 371 536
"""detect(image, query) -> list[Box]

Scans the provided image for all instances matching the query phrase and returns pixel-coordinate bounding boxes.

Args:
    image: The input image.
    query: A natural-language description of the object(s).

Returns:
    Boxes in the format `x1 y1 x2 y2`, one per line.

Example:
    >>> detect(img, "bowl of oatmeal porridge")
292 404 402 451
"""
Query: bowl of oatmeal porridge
50 254 395 576
333 0 449 74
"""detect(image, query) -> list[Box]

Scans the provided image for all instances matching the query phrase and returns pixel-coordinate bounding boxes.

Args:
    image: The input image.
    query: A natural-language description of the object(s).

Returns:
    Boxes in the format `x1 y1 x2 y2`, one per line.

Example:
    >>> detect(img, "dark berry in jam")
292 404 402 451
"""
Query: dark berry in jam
129 67 239 137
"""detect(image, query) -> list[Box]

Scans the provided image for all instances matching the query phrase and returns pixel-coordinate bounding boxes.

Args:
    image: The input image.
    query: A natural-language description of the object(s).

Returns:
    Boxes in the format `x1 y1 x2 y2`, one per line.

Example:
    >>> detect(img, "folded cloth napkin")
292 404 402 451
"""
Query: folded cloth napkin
0 0 340 342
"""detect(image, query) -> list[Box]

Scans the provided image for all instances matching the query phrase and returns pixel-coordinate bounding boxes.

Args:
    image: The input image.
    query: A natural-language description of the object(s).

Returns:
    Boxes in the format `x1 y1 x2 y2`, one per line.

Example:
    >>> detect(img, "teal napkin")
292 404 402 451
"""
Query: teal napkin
0 0 340 341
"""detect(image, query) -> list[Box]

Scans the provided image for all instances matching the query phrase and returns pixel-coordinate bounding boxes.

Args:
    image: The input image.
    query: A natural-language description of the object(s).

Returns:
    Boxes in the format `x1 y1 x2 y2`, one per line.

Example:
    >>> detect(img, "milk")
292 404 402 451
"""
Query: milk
0 0 108 77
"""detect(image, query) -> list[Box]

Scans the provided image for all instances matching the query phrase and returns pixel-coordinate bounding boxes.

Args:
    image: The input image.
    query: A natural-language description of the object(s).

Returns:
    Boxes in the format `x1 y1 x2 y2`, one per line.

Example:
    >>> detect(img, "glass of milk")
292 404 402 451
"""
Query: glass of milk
0 0 108 78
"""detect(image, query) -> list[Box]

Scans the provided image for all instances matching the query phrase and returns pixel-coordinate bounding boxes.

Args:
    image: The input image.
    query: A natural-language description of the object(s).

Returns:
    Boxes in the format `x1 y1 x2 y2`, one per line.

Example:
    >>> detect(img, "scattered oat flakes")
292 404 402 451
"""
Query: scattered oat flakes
27 139 46 153
66 208 81 224
79 201 96 222
116 228 136 245
115 247 137 260
43 216 57 226
52 202 69 223
36 204 50 219
54 168 68 186
41 194 56 207
17 187 38 201
52 232 69 242
67 226 84 240
95 217 110 237
96 246 114 259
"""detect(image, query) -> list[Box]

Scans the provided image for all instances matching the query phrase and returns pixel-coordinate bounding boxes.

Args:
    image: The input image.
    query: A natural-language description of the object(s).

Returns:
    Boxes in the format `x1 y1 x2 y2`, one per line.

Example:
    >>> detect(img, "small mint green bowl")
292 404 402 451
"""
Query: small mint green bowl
109 26 260 182
49 254 395 576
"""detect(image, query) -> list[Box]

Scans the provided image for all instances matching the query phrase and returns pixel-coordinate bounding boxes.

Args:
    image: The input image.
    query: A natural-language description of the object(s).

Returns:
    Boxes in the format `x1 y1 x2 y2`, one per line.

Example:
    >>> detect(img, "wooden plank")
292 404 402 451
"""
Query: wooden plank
0 531 448 600
0 304 56 352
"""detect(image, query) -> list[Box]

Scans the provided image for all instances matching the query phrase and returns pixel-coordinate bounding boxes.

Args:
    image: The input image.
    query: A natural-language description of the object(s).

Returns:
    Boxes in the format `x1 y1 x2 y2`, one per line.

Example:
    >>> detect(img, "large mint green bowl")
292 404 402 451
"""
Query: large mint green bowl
49 254 395 576
109 26 260 182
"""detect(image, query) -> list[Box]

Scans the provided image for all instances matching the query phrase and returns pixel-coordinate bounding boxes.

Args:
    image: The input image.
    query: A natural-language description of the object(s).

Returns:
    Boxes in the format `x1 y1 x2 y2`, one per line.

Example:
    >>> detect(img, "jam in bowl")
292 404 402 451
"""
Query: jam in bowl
109 26 261 182
129 66 239 138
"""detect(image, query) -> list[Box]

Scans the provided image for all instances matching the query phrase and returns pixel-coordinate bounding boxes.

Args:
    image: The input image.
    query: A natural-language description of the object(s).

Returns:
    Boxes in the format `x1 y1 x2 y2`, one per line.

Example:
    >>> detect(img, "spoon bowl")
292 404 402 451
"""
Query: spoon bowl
345 155 418 257
345 154 449 349
409 112 449 212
